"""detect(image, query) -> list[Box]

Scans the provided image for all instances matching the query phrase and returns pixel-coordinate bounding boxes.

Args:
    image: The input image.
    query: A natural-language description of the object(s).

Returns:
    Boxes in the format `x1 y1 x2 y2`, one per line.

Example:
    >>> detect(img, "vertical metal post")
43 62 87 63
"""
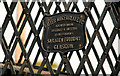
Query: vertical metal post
118 38 120 54
0 68 2 76
0 28 2 44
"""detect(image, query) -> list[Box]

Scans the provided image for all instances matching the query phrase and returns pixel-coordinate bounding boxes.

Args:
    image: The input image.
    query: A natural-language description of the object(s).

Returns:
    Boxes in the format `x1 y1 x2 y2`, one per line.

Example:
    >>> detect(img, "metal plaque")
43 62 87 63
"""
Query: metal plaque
41 12 87 53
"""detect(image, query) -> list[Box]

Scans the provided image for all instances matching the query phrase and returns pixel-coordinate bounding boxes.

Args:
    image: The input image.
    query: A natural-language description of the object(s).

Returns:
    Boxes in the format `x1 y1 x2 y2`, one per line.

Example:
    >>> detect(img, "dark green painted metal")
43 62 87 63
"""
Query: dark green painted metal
1 1 120 75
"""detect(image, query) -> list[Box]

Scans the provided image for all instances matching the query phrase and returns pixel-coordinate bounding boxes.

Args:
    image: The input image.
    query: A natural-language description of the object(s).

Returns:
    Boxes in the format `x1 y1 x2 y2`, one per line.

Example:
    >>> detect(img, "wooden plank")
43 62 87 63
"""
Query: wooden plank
15 1 26 63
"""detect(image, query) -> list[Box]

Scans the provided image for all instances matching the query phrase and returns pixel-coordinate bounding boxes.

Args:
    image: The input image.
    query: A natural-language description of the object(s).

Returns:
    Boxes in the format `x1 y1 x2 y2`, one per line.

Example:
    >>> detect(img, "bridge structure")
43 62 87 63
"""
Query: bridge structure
0 0 120 75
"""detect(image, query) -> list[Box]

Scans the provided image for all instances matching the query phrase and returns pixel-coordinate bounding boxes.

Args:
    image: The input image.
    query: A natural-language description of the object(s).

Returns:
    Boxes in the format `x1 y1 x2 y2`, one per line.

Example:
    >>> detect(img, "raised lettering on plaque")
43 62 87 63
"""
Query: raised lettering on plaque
41 12 87 53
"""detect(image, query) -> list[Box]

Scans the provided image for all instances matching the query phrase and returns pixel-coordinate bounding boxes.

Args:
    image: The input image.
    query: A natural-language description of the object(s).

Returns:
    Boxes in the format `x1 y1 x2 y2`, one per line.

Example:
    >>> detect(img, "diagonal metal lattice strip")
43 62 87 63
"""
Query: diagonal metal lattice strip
0 0 120 75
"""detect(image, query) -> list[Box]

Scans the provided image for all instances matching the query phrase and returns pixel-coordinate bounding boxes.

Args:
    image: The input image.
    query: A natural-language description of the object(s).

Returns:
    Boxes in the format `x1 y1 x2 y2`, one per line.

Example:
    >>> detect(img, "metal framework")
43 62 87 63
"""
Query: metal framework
1 0 120 75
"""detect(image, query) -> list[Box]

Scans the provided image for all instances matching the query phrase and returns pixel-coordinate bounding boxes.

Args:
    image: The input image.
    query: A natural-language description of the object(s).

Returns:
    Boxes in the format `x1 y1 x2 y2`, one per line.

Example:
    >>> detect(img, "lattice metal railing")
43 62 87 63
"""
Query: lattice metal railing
0 0 120 75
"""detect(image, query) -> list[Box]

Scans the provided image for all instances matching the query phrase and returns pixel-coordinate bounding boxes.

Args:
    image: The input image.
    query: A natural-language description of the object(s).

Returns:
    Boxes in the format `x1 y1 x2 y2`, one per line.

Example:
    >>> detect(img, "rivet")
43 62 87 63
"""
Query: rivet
117 59 120 63
35 34 38 37
65 8 69 11
26 12 29 15
64 64 67 66
44 57 47 59
104 52 107 55
115 28 118 30
5 60 7 62
8 15 11 19
46 11 49 13
63 55 66 58
85 7 89 10
8 14 11 17
40 5 42 8
16 36 19 39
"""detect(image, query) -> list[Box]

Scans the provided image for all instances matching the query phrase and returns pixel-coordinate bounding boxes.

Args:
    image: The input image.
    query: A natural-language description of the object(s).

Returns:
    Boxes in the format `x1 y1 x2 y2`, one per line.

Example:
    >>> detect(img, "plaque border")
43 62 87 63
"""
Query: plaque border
41 11 88 53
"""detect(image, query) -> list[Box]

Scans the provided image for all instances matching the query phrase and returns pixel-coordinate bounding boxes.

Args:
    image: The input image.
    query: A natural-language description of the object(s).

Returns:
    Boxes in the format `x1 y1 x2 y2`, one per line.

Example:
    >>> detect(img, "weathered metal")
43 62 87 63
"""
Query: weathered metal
0 1 120 75
41 12 87 53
